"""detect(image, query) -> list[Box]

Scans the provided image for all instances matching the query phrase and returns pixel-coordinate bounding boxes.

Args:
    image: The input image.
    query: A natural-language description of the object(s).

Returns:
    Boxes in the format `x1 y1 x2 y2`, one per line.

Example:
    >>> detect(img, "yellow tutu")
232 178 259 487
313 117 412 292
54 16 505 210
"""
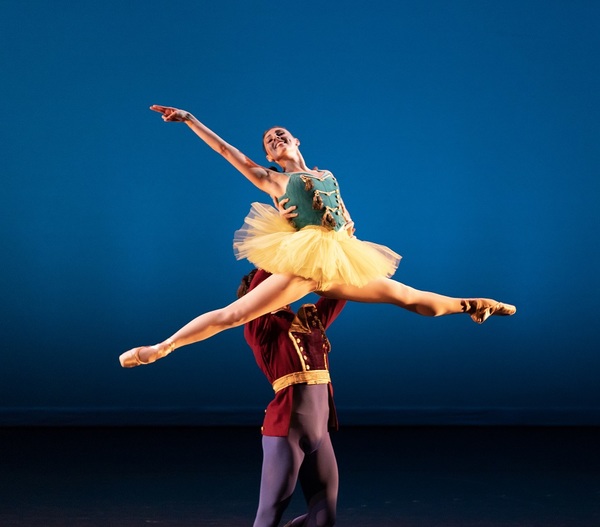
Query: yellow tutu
233 203 401 289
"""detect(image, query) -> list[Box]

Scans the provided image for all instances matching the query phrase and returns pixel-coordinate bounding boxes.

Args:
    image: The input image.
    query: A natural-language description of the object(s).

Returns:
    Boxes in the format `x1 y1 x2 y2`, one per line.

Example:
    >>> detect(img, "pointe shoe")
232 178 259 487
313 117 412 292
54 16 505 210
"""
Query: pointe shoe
119 347 149 368
119 340 175 368
463 299 517 324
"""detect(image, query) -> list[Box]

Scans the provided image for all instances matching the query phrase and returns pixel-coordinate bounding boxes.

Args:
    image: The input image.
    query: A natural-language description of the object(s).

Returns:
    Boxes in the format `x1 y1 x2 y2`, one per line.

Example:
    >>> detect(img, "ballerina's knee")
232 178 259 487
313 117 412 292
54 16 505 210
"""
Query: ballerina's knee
214 305 255 328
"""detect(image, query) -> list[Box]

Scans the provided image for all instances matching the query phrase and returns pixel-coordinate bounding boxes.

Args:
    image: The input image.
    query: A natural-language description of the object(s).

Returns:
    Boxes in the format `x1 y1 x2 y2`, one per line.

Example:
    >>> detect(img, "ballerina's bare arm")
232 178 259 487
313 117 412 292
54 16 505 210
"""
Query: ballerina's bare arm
150 105 288 197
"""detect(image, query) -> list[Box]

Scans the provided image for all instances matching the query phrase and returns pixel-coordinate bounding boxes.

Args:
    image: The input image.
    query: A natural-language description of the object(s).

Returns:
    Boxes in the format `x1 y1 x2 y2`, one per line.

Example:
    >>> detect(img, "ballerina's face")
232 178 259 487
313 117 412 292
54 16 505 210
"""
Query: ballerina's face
262 127 299 162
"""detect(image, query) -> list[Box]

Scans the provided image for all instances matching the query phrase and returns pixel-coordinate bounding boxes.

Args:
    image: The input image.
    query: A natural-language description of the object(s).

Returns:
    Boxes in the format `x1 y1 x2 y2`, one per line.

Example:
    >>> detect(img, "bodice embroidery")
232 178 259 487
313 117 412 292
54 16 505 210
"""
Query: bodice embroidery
279 171 347 232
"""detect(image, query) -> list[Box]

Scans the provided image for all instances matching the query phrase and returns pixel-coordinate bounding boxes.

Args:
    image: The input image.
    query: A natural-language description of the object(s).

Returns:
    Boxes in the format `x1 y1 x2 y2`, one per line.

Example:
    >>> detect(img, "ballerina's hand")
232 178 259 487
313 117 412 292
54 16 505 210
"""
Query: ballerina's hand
273 197 298 220
344 220 356 237
150 104 191 122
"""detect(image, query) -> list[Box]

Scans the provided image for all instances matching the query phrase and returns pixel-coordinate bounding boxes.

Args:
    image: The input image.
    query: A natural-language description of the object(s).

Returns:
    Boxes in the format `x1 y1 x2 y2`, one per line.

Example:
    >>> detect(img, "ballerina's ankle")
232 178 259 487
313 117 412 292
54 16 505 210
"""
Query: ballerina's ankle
161 339 176 358
137 339 176 365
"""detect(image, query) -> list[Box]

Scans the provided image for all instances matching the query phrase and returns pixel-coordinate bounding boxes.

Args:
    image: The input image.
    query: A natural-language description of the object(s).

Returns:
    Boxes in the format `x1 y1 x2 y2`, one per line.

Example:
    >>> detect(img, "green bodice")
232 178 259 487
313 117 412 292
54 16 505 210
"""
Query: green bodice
278 171 347 232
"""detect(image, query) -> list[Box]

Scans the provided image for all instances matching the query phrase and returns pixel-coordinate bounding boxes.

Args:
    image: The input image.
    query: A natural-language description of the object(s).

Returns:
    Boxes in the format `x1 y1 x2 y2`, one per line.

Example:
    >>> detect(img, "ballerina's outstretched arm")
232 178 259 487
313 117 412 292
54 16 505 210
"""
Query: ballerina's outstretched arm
149 105 289 197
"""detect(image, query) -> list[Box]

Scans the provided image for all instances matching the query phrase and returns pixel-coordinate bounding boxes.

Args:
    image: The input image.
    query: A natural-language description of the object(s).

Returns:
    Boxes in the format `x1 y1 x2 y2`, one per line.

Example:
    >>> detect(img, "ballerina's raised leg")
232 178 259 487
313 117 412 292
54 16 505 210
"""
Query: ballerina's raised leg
321 278 516 323
120 273 318 367
119 273 515 367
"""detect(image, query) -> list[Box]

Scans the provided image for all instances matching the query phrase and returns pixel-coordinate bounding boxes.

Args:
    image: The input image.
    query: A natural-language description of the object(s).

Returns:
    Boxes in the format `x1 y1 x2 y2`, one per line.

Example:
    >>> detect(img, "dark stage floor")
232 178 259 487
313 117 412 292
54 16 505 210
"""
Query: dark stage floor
1 426 599 526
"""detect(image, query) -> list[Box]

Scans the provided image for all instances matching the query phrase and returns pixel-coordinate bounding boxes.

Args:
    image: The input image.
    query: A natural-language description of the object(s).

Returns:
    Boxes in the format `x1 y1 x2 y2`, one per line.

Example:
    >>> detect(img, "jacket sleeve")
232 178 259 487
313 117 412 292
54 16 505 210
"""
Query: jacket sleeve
244 312 275 346
315 297 347 329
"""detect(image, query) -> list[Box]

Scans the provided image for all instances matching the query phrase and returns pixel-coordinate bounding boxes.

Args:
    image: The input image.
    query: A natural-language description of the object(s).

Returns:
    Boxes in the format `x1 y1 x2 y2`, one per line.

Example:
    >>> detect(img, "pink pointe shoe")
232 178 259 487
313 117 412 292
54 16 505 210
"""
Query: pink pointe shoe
463 299 517 324
119 340 175 368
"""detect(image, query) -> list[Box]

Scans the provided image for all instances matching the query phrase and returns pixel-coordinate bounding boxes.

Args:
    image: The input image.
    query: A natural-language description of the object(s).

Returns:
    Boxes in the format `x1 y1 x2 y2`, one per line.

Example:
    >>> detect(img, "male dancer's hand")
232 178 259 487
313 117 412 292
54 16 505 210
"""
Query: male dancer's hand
273 197 298 220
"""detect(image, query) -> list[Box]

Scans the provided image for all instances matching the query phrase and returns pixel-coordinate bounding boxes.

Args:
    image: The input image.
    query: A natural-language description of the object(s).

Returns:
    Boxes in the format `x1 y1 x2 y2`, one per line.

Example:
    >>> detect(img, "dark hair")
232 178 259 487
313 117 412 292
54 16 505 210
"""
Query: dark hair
237 269 259 298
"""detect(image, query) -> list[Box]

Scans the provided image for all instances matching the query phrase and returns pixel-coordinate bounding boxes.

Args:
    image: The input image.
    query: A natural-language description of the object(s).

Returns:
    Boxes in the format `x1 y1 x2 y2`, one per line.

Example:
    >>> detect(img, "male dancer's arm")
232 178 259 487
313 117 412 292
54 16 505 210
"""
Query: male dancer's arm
315 297 347 329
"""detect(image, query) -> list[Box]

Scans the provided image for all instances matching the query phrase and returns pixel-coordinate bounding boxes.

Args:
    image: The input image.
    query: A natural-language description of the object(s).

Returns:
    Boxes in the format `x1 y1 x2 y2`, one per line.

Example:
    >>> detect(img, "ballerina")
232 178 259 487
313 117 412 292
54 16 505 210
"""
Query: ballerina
119 105 515 367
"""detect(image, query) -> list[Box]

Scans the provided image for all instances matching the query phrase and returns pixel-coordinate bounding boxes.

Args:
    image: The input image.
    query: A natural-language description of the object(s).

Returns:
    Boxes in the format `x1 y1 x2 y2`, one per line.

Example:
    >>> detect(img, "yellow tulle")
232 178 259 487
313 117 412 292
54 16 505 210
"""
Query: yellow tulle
233 203 401 289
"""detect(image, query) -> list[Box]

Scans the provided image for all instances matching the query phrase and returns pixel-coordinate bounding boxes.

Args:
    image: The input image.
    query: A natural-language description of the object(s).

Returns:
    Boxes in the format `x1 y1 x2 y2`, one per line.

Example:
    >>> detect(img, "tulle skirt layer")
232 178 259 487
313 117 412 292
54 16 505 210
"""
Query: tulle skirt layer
233 203 401 289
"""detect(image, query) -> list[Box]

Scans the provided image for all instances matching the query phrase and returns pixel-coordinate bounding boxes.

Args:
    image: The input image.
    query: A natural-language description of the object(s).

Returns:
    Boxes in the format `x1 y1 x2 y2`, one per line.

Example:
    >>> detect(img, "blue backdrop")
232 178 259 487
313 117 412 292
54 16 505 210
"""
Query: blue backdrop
1 0 598 425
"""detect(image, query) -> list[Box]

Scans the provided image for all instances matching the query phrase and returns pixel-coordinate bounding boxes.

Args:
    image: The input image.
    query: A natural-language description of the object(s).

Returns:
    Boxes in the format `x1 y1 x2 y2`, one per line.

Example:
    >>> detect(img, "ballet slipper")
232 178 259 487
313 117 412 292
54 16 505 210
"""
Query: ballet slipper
119 347 148 368
119 340 175 368
463 299 517 324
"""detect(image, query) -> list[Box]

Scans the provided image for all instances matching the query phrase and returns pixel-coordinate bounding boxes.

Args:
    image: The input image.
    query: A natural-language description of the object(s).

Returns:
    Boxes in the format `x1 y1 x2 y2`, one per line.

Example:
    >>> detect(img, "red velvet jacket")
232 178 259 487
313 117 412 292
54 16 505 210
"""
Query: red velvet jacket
243 269 346 436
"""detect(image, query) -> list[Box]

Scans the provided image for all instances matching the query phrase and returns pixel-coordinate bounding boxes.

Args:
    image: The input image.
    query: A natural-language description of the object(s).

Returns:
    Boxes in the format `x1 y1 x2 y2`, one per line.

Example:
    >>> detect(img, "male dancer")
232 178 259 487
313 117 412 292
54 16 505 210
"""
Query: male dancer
239 268 345 527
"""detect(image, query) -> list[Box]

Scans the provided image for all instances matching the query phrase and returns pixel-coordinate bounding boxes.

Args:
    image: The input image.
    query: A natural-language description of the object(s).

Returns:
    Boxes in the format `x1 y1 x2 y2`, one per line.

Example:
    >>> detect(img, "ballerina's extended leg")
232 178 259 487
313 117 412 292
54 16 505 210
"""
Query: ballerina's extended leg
323 278 516 322
120 273 318 367
120 275 516 368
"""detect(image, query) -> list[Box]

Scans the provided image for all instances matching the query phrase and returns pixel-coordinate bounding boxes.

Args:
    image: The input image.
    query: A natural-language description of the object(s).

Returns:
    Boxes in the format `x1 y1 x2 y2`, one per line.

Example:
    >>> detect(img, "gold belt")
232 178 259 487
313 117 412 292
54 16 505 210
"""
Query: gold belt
271 370 331 393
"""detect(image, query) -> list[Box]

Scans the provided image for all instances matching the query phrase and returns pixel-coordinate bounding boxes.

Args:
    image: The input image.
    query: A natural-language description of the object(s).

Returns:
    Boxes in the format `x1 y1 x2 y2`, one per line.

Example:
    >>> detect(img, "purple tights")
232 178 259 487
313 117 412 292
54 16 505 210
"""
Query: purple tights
253 384 338 527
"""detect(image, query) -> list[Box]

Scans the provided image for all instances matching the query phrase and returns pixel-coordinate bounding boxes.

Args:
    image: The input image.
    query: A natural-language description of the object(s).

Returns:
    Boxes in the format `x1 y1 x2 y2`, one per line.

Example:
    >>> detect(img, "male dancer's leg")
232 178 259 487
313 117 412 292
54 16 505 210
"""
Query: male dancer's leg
284 385 338 527
280 434 338 527
297 433 338 527
253 435 304 527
